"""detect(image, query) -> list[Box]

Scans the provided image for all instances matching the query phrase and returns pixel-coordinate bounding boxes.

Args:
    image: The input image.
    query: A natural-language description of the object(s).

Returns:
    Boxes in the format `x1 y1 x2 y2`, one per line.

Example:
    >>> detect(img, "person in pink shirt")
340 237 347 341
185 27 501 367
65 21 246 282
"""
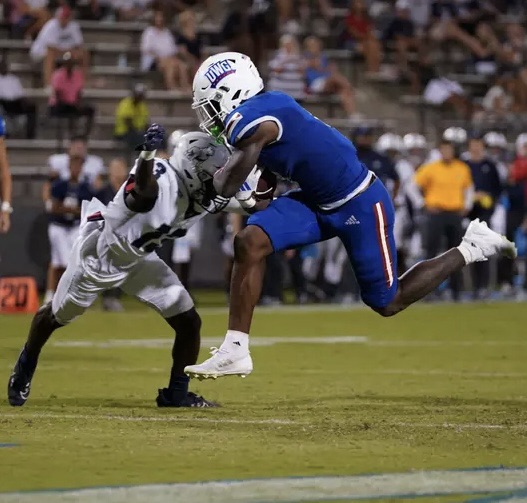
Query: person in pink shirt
48 52 94 137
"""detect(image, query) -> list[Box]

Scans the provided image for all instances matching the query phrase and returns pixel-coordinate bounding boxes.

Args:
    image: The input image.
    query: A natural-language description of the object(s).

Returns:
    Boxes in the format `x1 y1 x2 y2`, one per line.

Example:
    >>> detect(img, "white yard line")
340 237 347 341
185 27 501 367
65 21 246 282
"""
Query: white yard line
0 412 296 426
1 412 526 432
2 467 527 503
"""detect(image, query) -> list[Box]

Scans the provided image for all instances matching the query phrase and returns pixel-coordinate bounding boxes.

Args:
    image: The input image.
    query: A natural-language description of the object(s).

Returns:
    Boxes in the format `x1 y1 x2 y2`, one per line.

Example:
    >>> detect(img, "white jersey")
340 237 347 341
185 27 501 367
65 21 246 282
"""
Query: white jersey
99 157 208 264
48 153 106 186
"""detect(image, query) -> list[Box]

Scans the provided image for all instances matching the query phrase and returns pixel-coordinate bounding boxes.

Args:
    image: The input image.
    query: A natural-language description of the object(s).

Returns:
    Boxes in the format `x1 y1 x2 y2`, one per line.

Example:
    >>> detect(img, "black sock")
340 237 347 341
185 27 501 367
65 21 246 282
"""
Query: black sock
19 344 38 375
167 375 190 404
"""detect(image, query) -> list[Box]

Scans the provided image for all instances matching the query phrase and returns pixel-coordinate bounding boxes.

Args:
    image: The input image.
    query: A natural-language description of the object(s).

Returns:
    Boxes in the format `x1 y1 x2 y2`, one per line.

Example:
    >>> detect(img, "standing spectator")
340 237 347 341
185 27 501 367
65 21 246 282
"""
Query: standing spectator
30 6 89 86
47 158 93 303
95 157 128 311
414 139 474 300
0 58 37 139
221 0 254 62
114 83 149 155
342 0 382 73
267 34 306 100
140 10 190 91
8 0 51 40
0 115 13 234
304 36 357 119
48 52 95 138
462 133 502 298
353 126 400 197
177 10 203 79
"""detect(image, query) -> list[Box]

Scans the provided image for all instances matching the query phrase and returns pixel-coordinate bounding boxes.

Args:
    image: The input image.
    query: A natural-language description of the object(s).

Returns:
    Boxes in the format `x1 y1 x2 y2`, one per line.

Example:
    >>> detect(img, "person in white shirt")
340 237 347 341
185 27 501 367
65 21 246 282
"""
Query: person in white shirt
140 10 190 91
267 34 306 100
0 59 37 138
30 5 89 86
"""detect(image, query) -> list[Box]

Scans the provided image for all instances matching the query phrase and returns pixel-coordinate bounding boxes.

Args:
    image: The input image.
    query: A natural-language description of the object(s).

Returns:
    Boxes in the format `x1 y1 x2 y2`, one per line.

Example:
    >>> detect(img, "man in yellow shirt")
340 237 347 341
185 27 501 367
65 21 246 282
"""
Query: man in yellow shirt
414 139 474 299
114 84 149 154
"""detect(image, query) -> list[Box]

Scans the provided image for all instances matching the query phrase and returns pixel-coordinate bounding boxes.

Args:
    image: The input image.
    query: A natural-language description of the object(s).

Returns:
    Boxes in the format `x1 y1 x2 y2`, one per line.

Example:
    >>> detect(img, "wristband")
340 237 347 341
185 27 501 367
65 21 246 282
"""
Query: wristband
1 201 13 214
139 150 156 161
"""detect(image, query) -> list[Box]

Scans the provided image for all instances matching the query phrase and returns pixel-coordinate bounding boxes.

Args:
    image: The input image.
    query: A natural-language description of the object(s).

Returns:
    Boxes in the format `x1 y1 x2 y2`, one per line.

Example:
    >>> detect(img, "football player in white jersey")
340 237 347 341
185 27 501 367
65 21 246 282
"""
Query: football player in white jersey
8 124 263 408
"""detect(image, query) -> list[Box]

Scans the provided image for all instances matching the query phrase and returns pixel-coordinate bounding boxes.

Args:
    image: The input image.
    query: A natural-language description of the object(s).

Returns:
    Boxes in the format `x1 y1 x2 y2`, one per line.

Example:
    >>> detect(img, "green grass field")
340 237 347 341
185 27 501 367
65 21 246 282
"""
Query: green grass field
1 298 527 502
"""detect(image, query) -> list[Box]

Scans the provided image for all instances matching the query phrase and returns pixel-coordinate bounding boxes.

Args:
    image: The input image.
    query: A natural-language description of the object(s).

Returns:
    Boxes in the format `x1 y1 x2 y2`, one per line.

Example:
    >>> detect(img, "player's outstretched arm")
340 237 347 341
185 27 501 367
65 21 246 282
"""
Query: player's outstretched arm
214 121 279 198
125 124 164 213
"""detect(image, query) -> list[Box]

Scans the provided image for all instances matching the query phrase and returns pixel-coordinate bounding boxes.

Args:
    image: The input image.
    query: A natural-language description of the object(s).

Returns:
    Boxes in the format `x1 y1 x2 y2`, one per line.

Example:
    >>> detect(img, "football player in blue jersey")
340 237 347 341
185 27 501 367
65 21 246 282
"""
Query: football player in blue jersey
0 115 13 233
184 52 517 380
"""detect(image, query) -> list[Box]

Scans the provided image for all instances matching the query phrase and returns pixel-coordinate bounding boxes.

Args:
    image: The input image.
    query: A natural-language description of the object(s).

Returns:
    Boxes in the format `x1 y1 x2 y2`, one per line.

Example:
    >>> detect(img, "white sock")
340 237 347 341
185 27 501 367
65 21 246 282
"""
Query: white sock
457 241 486 265
222 330 249 351
456 242 473 265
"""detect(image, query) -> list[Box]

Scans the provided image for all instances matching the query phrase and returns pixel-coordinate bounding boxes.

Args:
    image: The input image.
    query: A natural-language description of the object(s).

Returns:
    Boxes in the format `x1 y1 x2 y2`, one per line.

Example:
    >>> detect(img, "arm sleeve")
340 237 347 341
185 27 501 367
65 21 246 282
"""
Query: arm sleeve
0 117 5 138
225 108 282 146
73 23 84 46
141 28 152 53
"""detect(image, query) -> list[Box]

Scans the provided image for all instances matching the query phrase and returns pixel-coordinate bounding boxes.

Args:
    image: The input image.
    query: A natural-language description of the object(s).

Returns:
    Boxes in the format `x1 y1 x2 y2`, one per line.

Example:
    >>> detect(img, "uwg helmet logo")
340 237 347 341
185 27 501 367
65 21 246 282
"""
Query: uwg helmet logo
204 60 236 89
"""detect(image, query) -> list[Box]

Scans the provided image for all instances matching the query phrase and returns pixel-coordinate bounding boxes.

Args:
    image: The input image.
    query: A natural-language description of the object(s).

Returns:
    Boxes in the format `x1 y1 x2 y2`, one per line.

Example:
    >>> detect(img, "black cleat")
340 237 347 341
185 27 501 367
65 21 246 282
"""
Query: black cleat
7 351 36 407
156 388 219 408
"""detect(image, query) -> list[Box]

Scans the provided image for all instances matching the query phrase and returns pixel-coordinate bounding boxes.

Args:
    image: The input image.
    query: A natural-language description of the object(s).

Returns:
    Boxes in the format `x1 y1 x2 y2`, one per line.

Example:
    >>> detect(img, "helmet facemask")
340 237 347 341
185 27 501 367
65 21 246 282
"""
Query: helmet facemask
192 91 228 143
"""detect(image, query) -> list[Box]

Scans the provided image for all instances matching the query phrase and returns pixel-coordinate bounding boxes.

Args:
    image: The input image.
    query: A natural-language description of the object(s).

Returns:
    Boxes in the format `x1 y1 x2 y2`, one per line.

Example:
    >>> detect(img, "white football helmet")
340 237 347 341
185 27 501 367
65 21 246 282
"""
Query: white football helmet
516 133 527 154
169 131 230 194
484 131 507 149
402 133 427 151
168 129 188 152
376 133 404 153
442 127 467 144
192 52 264 139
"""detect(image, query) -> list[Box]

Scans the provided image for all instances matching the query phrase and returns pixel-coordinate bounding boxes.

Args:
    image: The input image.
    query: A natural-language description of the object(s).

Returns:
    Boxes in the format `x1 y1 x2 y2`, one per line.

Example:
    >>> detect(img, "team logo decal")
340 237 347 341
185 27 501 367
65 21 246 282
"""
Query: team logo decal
204 60 236 89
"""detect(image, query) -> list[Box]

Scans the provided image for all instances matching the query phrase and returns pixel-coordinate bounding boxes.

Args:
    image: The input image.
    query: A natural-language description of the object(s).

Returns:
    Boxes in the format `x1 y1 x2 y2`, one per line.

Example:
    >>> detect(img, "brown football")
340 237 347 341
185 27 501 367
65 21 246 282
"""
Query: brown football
254 169 277 200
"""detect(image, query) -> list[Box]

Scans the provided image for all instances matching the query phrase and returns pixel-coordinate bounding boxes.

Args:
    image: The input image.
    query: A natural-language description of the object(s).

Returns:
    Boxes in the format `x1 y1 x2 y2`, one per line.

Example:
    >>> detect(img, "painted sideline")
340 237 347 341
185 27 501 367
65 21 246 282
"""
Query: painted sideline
1 467 527 503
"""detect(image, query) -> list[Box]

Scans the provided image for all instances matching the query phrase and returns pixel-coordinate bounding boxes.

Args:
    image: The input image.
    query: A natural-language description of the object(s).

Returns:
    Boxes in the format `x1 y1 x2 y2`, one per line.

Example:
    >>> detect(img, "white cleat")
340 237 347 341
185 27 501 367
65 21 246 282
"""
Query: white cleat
461 219 517 262
184 346 253 380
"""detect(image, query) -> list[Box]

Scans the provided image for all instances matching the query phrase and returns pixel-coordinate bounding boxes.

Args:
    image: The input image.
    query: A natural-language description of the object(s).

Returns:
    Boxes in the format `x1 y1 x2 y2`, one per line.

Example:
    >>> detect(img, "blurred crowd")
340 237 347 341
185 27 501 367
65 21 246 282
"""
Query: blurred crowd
0 0 527 307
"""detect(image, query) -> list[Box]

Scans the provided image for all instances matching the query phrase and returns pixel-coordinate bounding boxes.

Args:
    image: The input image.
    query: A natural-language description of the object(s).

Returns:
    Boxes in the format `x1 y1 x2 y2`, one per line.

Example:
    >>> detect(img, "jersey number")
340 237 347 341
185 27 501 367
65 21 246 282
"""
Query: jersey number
153 162 166 179
131 224 185 253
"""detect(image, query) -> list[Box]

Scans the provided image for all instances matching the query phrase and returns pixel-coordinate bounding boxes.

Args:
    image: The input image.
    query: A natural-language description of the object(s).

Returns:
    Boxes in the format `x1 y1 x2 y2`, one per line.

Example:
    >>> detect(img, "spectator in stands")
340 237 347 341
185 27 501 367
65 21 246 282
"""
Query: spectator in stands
383 0 419 80
414 138 474 300
42 135 105 304
267 34 306 100
114 83 149 155
0 116 13 233
304 36 357 118
112 0 151 21
95 157 128 311
76 0 113 21
221 0 254 62
0 58 37 139
462 133 502 298
443 20 500 76
500 23 527 112
48 52 95 138
479 76 515 121
8 0 51 40
177 10 203 77
140 10 190 91
30 5 89 86
342 0 382 73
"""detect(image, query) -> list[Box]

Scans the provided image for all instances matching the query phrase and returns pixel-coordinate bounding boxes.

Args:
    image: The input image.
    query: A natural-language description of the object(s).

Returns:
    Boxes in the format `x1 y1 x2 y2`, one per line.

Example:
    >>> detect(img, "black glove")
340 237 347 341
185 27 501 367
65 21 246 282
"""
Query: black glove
135 123 165 152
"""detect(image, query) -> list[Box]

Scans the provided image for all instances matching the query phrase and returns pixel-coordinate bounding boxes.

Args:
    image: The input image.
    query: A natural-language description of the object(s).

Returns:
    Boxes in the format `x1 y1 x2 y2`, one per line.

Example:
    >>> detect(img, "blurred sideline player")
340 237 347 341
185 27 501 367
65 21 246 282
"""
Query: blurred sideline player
185 52 517 379
42 136 106 303
0 114 13 233
47 155 93 298
8 125 263 408
427 127 467 163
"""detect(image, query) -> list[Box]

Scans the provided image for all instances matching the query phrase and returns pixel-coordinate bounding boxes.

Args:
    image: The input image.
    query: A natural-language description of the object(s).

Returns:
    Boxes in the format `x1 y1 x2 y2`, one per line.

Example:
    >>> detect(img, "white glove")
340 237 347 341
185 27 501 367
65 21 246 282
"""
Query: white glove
235 166 262 210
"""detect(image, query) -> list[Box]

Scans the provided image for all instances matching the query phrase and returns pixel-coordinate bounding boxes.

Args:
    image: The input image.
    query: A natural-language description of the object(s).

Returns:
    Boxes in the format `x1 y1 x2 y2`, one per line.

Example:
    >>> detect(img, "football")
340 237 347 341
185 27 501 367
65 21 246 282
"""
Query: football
254 168 277 200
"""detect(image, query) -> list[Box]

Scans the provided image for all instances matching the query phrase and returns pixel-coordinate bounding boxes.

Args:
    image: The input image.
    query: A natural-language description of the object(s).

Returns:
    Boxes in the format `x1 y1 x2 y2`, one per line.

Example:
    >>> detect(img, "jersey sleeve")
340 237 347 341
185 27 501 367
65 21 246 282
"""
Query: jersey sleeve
0 116 5 137
224 105 282 146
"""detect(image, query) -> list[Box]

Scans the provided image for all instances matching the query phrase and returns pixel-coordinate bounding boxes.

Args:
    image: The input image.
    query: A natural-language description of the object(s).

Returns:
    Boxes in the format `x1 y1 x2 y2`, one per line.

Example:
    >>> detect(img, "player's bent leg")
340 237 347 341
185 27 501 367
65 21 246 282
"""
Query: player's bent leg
157 308 217 408
186 192 329 381
375 219 518 317
184 225 272 380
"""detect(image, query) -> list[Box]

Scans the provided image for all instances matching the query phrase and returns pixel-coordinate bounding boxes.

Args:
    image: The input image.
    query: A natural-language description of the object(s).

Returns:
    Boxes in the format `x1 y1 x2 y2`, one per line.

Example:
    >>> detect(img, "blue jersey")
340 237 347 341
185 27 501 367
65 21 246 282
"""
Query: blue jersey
0 115 6 137
224 91 368 206
50 179 92 227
